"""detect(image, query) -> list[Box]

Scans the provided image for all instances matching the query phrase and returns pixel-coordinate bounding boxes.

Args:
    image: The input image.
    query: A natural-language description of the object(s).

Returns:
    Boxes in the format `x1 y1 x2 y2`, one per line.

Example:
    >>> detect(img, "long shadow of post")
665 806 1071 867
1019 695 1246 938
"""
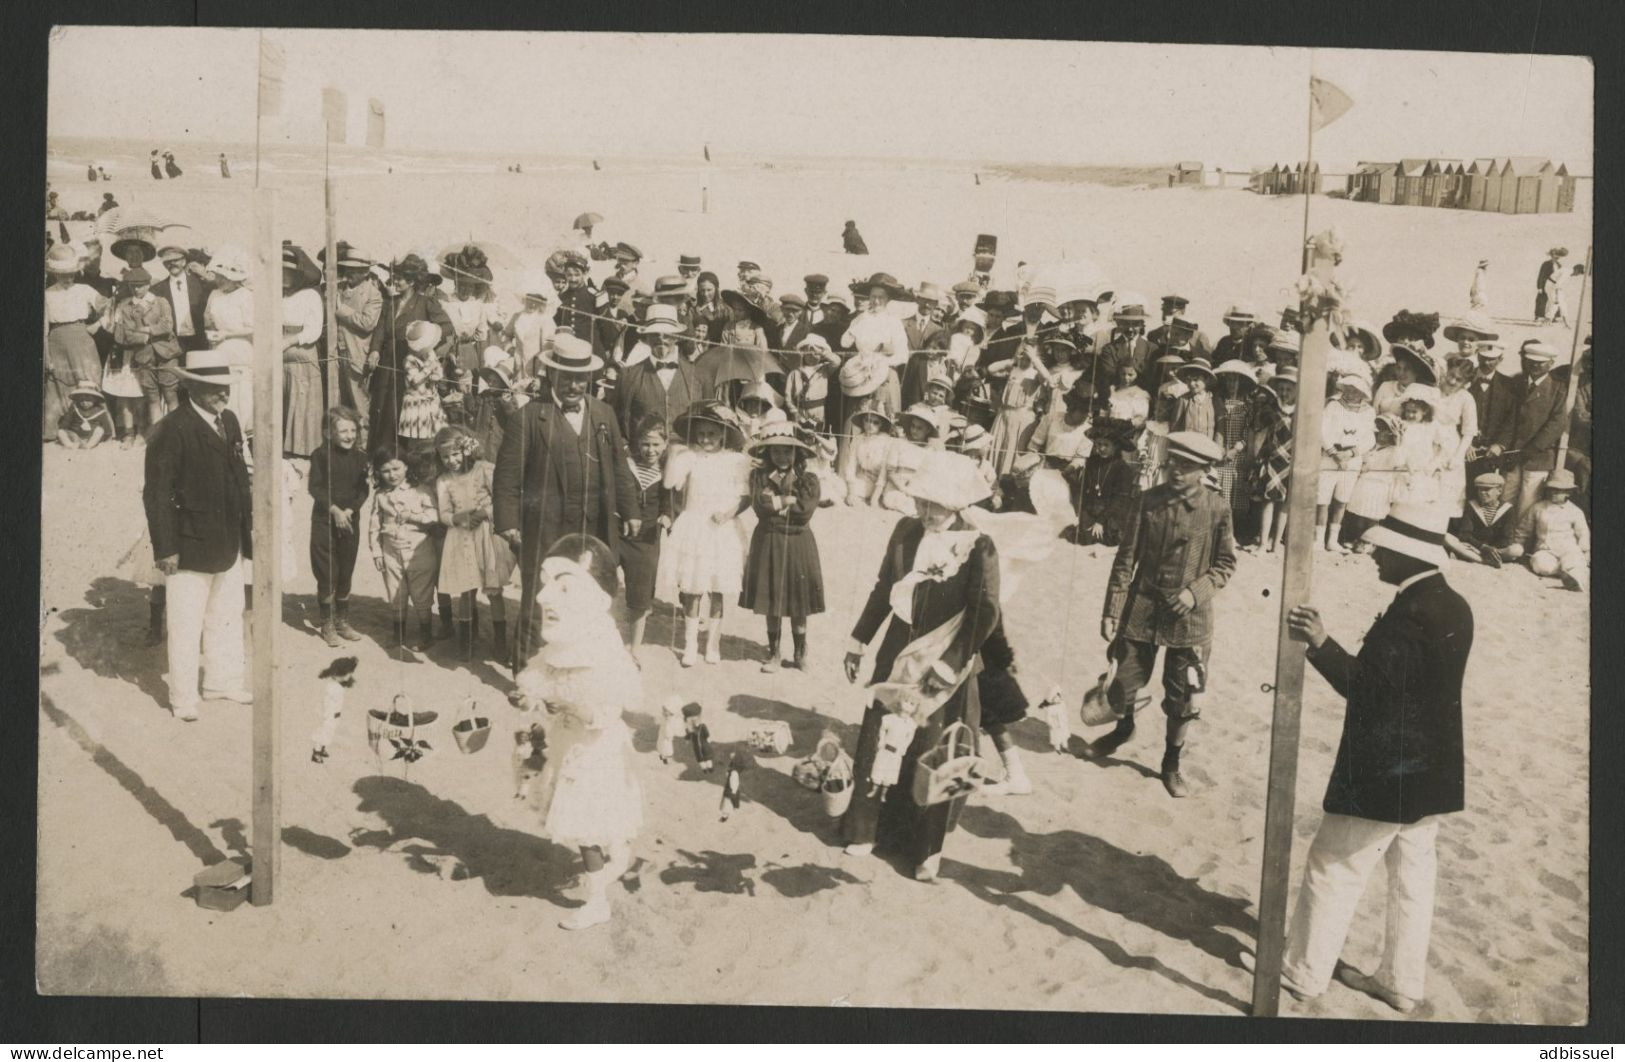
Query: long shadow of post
951 802 1256 1014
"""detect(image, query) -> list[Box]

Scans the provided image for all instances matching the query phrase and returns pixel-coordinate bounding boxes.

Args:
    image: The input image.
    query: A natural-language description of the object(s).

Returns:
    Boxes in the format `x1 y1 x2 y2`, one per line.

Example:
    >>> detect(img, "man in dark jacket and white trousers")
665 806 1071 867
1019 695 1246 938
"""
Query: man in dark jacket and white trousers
142 350 254 721
1482 339 1568 522
1281 501 1473 1013
494 335 640 671
1089 430 1236 798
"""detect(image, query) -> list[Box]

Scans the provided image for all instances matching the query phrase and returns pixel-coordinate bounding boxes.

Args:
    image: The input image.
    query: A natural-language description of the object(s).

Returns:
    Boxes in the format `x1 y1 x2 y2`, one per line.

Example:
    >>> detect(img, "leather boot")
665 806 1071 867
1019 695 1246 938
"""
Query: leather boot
761 625 782 674
1084 712 1135 759
319 601 342 648
334 598 363 642
416 617 435 652
491 620 510 668
1161 719 1193 798
437 597 456 639
790 629 808 670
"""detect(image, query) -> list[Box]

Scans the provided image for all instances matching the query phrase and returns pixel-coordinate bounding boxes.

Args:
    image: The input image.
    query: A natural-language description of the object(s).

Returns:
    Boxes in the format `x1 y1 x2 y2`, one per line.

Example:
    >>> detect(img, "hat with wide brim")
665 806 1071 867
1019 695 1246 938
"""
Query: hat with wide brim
671 400 745 450
1222 302 1258 323
849 406 895 433
956 423 990 450
538 333 605 374
1544 469 1577 492
1442 311 1499 342
205 245 250 283
849 272 911 300
795 334 834 360
720 289 768 324
838 353 890 397
172 349 239 387
405 320 443 353
897 403 946 439
1336 372 1373 398
746 421 817 455
639 303 684 335
110 234 158 263
902 450 993 511
1214 359 1258 385
45 244 81 275
1175 357 1215 381
1342 319 1383 359
68 381 106 404
1361 503 1449 566
1382 310 1440 350
1392 343 1442 385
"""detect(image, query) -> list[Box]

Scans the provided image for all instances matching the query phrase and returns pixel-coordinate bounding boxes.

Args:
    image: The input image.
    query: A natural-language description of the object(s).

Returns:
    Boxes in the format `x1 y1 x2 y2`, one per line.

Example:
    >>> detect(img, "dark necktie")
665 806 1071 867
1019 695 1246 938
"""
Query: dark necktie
213 414 225 438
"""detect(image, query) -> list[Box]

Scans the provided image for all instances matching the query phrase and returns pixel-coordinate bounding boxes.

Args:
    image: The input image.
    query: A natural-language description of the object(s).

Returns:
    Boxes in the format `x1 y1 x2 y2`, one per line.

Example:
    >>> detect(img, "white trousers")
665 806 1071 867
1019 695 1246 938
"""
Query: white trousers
1282 812 1440 1001
1503 466 1550 524
166 558 245 708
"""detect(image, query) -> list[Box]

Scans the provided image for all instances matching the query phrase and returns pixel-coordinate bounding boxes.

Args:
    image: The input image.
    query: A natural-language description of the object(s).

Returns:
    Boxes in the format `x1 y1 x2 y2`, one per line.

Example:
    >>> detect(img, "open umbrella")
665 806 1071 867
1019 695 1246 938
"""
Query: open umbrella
572 212 604 231
700 343 780 387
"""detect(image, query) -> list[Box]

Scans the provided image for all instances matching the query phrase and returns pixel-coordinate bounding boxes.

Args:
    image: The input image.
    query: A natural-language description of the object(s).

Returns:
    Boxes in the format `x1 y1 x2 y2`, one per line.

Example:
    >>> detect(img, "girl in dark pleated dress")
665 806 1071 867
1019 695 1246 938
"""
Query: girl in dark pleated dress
738 422 825 672
622 414 672 652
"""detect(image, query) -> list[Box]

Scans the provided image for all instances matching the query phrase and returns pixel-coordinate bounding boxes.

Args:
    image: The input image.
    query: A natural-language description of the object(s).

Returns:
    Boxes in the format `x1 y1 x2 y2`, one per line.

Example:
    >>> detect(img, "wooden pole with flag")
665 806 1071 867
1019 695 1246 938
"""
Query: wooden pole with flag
1251 65 1352 1016
249 34 285 907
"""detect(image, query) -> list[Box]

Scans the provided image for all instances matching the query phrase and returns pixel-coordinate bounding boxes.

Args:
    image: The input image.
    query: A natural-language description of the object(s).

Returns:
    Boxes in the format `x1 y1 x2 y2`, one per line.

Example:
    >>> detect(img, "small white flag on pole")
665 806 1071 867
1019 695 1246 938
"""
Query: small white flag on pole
322 87 348 143
366 98 386 150
258 37 285 117
1309 76 1353 131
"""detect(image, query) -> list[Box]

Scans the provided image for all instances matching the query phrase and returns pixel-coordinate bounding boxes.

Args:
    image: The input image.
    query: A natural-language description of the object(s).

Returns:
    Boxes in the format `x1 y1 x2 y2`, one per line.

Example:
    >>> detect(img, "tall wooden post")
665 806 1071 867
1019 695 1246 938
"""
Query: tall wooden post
323 126 340 410
1552 244 1592 473
249 186 283 906
1251 232 1339 1014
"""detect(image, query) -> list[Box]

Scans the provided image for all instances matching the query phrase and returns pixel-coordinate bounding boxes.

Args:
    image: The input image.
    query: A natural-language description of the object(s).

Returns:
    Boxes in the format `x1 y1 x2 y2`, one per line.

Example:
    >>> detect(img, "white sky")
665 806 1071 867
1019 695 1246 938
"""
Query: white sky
48 28 1594 169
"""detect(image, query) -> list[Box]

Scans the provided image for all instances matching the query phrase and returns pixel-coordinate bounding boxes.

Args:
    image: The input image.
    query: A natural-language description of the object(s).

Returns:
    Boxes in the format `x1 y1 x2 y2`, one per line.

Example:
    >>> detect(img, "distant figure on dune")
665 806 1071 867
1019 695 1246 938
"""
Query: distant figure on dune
150 150 163 180
87 163 99 182
219 153 231 179
842 220 869 256
99 192 119 215
1469 259 1488 311
164 151 183 179
99 166 110 181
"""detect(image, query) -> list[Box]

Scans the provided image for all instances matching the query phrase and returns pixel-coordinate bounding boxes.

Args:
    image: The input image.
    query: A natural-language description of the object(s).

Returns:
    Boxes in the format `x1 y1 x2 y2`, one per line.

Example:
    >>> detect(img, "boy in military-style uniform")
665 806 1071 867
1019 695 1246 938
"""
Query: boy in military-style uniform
1089 430 1236 798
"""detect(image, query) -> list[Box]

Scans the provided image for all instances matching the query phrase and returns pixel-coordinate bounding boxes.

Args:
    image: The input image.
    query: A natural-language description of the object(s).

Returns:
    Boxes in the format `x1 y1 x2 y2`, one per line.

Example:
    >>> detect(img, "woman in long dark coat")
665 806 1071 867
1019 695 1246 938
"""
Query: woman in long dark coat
840 450 1002 882
368 254 454 447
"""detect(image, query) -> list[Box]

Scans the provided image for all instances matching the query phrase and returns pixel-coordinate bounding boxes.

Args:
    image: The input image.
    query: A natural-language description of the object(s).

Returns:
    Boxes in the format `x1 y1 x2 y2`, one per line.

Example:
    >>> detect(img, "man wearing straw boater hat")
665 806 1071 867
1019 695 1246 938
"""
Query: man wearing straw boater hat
142 350 253 721
331 246 382 435
494 334 640 671
1088 430 1235 798
1481 338 1568 522
1279 501 1473 1013
614 304 705 444
155 245 212 355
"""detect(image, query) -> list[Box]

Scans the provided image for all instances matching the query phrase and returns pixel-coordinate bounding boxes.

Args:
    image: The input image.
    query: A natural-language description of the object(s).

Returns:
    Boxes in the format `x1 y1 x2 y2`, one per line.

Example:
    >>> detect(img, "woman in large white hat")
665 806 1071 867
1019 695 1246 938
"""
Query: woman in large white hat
840 448 1004 882
202 246 257 430
44 243 110 442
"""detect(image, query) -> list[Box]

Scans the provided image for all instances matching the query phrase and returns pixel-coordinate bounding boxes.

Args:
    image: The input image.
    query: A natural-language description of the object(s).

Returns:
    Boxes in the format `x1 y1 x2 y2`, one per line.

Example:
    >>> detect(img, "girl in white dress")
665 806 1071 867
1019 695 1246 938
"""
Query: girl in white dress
1431 356 1480 517
842 406 895 506
877 405 941 513
664 402 752 667
512 534 643 931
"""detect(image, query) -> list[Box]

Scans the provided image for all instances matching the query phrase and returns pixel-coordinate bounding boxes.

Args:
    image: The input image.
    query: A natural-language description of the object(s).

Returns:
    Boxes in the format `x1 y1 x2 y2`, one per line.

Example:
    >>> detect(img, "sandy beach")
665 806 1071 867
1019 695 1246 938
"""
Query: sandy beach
37 159 1590 1021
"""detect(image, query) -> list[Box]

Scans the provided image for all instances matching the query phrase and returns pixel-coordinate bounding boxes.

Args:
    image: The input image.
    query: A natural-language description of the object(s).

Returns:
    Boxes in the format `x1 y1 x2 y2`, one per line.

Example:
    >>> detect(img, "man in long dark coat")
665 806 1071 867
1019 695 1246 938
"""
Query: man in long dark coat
1281 502 1473 1013
494 334 639 670
1481 339 1568 520
615 307 704 442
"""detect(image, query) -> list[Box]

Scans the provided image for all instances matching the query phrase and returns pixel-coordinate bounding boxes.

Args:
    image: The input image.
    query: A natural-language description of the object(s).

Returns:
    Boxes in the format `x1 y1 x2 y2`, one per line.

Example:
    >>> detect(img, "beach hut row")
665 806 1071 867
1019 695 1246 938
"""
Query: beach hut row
1251 162 1323 196
1343 156 1577 213
1167 162 1255 188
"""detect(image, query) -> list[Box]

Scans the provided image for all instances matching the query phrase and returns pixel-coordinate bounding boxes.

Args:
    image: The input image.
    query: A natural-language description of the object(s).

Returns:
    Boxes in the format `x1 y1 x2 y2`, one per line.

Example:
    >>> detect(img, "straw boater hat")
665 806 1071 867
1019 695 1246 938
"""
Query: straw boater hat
957 423 990 452
639 303 684 335
539 333 605 374
903 450 993 511
68 380 106 405
838 353 890 398
1164 430 1224 467
746 420 816 456
653 275 690 299
849 272 910 300
672 400 745 450
45 244 81 275
914 282 943 305
1222 302 1258 324
1519 339 1559 364
1362 502 1449 565
405 320 443 353
1267 331 1301 358
1113 293 1150 321
1442 311 1499 342
172 349 238 388
336 247 374 273
1474 341 1505 362
897 403 945 439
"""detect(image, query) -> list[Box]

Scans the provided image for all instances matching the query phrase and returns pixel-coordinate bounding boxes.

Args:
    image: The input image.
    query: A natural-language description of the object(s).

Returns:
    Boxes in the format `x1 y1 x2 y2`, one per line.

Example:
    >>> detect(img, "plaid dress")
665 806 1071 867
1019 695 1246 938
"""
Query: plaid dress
1254 405 1294 503
1214 398 1252 512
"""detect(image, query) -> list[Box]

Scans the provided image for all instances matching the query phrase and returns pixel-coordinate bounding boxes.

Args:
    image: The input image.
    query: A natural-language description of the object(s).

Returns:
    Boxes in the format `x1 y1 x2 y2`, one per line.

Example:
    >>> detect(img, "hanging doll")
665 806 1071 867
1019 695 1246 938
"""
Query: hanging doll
309 656 359 764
